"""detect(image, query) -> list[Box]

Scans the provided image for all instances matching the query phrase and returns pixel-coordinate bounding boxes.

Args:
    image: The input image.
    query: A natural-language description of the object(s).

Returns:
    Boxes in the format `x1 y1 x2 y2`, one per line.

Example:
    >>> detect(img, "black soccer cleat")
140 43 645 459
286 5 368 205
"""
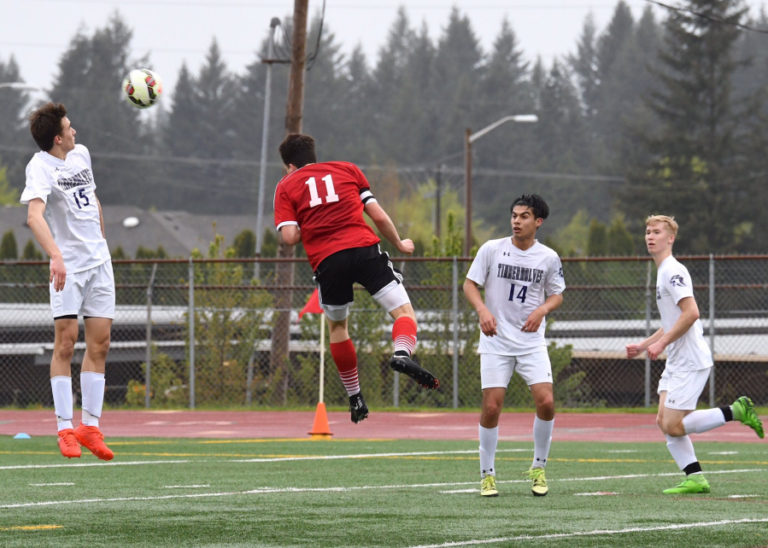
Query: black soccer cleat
389 355 439 390
349 392 369 424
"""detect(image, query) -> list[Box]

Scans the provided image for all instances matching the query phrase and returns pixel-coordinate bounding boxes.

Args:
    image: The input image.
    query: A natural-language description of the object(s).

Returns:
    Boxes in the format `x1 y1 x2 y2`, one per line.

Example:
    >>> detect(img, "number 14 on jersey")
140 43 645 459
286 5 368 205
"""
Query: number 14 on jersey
509 283 527 303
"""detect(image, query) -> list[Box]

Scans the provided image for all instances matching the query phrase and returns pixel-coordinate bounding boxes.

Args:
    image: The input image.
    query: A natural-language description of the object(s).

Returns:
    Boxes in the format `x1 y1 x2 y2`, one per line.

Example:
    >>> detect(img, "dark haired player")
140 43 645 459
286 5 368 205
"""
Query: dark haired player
273 133 439 424
21 102 114 461
464 194 565 497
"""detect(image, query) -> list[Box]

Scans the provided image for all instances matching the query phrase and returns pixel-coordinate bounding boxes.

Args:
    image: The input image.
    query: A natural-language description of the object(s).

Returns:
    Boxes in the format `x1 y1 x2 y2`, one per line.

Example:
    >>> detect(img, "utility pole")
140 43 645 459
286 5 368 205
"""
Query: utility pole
270 0 308 404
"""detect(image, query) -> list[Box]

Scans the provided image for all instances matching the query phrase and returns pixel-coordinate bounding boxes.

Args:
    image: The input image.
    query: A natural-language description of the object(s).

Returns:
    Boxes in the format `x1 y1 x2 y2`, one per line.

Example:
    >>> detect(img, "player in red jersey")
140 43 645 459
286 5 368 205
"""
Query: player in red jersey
274 133 439 423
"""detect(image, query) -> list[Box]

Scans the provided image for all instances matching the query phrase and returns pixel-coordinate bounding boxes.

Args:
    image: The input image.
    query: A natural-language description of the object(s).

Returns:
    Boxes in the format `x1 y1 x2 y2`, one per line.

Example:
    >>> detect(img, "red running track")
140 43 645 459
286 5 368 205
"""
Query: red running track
0 409 763 443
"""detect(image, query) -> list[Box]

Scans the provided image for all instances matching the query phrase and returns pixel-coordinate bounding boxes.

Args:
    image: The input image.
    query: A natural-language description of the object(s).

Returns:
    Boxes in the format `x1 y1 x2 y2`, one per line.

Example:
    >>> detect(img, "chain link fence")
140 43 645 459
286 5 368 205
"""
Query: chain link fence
1 255 767 410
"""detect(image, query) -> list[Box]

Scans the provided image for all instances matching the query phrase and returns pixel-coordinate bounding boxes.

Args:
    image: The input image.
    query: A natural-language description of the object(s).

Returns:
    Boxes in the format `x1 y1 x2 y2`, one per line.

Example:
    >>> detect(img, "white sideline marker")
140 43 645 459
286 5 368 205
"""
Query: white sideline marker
163 484 210 489
29 483 75 487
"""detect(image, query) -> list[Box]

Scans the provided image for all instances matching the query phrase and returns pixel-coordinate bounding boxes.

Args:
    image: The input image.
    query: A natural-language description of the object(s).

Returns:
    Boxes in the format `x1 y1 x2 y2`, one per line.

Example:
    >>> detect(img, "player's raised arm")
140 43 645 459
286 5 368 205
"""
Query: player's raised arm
363 201 414 254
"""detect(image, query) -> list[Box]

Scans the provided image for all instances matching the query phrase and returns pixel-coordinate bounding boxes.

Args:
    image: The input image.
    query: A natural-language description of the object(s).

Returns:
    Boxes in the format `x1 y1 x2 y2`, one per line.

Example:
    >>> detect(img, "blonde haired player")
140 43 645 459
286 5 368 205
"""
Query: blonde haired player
626 215 763 494
21 103 114 461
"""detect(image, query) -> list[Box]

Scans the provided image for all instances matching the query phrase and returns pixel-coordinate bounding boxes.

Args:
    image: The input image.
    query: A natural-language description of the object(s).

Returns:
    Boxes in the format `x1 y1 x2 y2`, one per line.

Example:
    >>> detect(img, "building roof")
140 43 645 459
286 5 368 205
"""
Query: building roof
0 205 259 258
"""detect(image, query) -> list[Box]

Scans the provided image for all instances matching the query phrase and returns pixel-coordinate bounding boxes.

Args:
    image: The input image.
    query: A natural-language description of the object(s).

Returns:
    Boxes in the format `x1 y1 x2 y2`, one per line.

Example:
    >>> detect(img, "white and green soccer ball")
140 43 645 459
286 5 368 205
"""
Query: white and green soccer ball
122 68 163 108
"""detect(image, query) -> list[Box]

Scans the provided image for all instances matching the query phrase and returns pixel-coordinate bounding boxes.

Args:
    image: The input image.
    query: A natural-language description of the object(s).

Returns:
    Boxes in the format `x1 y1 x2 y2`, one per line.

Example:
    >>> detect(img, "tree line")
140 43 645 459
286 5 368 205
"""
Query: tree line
1 0 767 257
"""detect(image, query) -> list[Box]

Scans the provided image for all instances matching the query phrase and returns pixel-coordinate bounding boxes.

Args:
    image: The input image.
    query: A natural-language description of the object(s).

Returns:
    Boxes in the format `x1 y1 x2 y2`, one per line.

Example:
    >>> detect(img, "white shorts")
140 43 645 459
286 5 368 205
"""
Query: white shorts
480 347 552 389
321 280 409 322
50 260 115 319
657 367 711 410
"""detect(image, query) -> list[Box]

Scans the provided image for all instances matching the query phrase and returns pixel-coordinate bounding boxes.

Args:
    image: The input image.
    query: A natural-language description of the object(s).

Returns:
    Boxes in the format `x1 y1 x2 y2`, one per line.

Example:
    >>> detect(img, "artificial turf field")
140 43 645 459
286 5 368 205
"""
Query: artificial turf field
0 436 766 547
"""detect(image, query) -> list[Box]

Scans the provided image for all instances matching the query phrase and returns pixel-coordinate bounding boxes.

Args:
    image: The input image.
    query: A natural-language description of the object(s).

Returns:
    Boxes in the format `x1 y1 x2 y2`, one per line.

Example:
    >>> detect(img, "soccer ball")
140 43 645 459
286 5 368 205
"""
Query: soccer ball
122 68 163 108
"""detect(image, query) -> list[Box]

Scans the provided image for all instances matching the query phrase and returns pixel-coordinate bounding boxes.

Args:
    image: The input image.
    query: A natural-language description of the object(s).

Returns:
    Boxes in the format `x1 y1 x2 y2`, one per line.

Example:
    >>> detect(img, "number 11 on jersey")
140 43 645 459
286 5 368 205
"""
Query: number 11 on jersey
306 174 339 207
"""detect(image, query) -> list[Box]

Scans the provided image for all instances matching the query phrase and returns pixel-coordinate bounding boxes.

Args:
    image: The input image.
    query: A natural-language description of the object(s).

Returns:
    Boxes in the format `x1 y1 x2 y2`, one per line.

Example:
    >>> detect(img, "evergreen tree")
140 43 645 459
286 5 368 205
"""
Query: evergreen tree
367 8 419 162
607 215 636 255
232 229 256 258
21 239 42 260
474 18 536 221
622 0 754 253
526 60 595 229
430 8 484 156
0 230 18 259
0 165 19 205
592 2 636 168
0 56 33 188
586 219 608 256
162 42 243 212
569 13 600 122
48 13 148 206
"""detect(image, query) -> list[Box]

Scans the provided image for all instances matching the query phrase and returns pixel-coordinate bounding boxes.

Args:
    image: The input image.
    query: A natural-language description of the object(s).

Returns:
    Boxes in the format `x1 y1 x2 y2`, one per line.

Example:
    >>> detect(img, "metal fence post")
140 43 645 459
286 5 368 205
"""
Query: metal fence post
709 254 715 407
644 260 652 407
145 262 158 409
188 257 195 409
452 256 459 409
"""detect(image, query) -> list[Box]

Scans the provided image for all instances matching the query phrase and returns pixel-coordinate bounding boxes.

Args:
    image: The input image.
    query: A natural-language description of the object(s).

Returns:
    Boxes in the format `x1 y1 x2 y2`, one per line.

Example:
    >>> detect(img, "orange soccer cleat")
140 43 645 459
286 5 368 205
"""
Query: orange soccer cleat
57 428 82 459
74 424 114 461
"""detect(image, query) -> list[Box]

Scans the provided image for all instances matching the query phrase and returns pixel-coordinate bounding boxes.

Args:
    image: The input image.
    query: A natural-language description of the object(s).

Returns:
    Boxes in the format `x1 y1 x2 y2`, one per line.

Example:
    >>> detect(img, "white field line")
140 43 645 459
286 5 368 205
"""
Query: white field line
0 450 525 472
407 518 768 548
0 460 190 471
233 449 495 463
0 463 763 510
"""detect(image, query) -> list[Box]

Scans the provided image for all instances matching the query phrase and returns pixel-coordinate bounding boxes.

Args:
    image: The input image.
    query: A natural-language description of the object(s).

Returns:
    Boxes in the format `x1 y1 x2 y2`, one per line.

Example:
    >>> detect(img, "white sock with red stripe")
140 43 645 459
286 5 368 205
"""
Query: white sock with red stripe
330 339 360 396
392 316 417 356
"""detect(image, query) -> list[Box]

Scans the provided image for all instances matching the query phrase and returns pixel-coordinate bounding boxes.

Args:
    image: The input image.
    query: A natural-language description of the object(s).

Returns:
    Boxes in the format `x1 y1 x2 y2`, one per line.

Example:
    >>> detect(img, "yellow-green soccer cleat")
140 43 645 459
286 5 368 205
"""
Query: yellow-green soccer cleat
480 475 498 497
525 467 548 496
662 474 710 495
732 396 764 439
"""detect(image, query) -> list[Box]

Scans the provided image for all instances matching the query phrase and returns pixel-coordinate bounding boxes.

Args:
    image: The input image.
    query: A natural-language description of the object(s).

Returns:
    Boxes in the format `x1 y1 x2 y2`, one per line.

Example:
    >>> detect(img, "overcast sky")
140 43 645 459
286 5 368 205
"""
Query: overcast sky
1 0 766 100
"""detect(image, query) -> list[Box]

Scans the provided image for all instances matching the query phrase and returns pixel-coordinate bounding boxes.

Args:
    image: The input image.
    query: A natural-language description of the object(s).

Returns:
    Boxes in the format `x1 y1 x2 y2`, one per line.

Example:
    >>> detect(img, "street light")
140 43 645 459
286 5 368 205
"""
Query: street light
254 17 281 281
464 114 538 256
0 82 44 92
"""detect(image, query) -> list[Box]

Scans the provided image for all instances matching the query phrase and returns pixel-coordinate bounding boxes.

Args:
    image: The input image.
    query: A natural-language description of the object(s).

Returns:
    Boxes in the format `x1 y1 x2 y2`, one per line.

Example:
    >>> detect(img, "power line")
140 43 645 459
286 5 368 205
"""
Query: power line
646 0 768 34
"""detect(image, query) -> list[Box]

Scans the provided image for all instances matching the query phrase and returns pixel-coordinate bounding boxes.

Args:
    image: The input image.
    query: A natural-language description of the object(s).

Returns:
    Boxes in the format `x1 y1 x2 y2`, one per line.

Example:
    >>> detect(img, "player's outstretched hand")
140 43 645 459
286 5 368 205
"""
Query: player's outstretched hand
397 239 415 255
626 343 643 359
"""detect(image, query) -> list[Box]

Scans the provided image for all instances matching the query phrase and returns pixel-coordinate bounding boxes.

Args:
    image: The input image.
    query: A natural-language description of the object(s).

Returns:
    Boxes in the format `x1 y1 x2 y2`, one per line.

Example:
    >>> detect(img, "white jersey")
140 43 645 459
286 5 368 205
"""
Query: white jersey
466 238 565 355
656 255 712 371
20 144 110 274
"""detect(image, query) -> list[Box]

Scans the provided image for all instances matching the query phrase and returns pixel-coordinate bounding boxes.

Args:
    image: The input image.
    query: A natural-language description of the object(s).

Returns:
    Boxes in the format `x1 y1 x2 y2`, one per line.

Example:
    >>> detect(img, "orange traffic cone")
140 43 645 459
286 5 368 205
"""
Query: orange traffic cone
308 401 333 439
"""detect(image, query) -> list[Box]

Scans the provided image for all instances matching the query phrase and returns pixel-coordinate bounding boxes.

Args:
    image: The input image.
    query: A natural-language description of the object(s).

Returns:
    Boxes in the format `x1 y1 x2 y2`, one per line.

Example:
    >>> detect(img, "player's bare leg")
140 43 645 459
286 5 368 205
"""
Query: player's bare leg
328 318 368 423
526 382 554 496
52 318 80 458
479 387 505 496
74 317 114 460
388 304 439 389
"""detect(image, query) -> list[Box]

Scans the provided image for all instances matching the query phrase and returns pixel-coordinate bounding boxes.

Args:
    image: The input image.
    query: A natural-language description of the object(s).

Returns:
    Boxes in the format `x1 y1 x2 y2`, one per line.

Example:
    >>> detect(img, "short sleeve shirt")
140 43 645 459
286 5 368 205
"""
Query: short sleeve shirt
466 238 565 355
273 161 380 270
656 256 712 370
20 144 110 274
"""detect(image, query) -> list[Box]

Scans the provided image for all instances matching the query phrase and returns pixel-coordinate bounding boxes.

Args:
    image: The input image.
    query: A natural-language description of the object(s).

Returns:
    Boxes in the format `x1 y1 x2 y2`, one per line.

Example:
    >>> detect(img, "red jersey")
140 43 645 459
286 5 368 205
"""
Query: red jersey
273 161 380 269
